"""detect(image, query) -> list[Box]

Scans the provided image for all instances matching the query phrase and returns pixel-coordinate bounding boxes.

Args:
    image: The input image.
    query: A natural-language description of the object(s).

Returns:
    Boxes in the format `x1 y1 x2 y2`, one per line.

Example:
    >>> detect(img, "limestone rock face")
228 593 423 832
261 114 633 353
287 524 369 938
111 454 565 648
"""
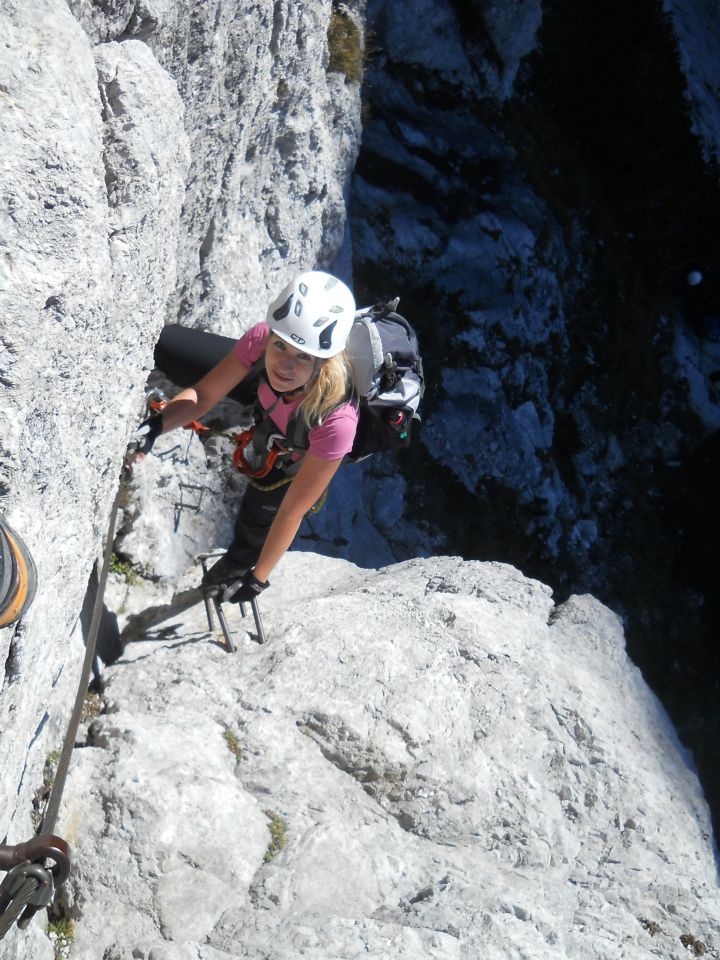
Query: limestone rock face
0 0 362 909
19 554 718 960
367 0 542 101
348 0 720 846
68 0 364 334
67 0 367 580
0 0 189 866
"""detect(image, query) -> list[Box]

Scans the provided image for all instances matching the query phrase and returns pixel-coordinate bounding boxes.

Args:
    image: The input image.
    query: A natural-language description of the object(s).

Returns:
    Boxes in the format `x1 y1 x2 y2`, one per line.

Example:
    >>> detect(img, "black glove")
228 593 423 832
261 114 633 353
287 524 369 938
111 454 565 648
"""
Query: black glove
129 412 163 457
222 570 269 604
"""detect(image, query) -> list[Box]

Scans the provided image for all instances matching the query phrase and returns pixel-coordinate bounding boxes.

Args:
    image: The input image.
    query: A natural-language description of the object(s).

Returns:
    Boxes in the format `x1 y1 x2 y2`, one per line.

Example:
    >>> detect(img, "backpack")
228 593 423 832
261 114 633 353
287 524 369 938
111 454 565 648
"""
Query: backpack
246 299 424 469
343 299 425 461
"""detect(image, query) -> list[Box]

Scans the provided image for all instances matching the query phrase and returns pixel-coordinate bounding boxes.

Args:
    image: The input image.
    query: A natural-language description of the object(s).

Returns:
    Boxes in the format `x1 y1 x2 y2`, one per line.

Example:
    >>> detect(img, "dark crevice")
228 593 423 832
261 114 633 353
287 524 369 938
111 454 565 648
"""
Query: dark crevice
269 0 284 56
118 7 158 43
4 632 20 686
518 0 720 835
80 563 122 667
199 216 216 266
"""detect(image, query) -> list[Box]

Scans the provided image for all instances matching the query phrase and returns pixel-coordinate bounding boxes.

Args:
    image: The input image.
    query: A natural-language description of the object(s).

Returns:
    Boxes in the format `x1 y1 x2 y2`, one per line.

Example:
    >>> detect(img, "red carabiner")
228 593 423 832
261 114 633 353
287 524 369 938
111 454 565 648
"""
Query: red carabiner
232 430 279 479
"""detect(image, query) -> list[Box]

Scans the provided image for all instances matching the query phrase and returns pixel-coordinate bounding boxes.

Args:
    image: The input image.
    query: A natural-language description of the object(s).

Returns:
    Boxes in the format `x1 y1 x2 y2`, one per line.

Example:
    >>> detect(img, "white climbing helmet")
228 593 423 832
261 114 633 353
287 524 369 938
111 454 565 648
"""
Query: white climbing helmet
266 271 356 358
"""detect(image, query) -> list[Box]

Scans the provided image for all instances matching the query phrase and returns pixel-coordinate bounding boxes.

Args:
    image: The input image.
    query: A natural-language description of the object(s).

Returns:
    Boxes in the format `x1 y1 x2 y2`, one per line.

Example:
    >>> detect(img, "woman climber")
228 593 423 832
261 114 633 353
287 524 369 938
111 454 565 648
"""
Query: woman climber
131 271 358 605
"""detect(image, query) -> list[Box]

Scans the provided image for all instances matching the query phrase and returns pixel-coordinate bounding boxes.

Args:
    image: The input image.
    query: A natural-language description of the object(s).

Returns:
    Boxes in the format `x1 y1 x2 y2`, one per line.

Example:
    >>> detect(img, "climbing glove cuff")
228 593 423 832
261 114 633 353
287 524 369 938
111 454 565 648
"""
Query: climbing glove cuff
223 571 269 605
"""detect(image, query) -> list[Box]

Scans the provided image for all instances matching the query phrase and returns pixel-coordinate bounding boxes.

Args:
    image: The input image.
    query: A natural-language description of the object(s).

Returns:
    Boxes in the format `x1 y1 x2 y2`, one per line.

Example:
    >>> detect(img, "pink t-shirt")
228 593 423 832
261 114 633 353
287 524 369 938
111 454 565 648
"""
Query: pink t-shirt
233 322 358 461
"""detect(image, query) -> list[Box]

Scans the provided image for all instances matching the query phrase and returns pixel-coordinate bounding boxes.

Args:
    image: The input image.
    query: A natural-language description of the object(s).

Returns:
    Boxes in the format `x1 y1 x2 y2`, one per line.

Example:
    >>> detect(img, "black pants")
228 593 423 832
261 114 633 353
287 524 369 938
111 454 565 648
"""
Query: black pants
226 468 292 568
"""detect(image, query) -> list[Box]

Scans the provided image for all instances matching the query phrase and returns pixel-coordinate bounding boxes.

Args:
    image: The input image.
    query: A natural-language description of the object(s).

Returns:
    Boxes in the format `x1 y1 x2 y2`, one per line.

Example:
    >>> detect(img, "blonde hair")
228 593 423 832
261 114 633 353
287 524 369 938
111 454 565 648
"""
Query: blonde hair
300 349 354 427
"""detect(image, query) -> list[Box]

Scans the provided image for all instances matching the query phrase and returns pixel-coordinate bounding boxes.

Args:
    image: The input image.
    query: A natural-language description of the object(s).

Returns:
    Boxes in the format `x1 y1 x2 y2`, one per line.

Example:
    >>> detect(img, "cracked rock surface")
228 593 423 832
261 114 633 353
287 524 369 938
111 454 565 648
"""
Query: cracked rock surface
36 554 720 959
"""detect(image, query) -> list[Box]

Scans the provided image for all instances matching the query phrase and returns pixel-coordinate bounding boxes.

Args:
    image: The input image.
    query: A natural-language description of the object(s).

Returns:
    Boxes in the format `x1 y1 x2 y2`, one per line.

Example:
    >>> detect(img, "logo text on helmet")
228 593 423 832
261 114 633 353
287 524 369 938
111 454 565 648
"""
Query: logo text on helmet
290 334 306 345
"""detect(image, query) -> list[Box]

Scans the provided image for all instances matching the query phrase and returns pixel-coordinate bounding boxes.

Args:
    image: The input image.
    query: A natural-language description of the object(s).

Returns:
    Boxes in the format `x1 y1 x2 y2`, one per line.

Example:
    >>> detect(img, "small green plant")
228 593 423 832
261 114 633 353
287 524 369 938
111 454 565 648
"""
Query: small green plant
222 728 243 764
42 751 60 794
109 552 139 586
327 9 363 83
31 751 60 829
47 917 75 958
263 810 287 863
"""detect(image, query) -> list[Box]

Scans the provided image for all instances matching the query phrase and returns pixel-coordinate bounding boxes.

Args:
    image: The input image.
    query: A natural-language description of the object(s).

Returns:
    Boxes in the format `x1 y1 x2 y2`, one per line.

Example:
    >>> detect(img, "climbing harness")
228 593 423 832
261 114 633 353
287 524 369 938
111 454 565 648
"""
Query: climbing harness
240 466 326 513
231 383 307 480
0 514 38 628
228 384 329 512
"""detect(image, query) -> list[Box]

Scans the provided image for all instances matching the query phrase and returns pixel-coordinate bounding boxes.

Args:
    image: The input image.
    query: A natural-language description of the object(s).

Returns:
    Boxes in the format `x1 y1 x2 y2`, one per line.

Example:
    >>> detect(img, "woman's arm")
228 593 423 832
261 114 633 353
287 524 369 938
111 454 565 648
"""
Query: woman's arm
253 453 343 583
158 349 250 433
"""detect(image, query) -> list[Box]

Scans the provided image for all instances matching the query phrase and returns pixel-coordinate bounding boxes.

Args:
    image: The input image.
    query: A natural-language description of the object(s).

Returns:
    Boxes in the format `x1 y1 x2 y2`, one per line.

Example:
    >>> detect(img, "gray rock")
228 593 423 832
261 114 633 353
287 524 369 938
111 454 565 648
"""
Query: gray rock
367 0 542 101
0 0 188 862
69 0 364 335
0 0 362 932
43 554 720 959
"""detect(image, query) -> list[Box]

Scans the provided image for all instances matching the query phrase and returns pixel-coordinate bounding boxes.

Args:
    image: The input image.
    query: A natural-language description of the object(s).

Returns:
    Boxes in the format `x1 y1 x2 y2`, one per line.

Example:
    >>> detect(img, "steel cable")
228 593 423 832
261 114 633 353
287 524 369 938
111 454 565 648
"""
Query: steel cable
0 876 43 940
0 479 124 941
42 482 122 835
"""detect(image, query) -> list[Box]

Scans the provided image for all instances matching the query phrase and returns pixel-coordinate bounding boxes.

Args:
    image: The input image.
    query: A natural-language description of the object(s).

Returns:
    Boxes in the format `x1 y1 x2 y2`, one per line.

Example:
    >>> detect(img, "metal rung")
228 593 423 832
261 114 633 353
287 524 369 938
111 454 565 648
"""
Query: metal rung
213 597 235 653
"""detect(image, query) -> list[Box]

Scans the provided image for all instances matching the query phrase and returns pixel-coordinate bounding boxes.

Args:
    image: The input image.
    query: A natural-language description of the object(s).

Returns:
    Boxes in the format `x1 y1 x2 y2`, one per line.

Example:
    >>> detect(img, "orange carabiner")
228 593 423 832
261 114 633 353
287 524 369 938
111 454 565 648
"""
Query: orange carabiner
232 430 279 479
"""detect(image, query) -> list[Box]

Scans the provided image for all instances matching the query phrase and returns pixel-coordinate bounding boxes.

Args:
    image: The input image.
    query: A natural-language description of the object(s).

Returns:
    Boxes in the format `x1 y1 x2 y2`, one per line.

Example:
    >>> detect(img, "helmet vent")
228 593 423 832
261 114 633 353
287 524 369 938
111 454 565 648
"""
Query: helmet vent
318 320 337 350
329 304 343 313
272 295 292 322
299 282 308 296
294 300 303 317
313 315 329 327
324 277 338 290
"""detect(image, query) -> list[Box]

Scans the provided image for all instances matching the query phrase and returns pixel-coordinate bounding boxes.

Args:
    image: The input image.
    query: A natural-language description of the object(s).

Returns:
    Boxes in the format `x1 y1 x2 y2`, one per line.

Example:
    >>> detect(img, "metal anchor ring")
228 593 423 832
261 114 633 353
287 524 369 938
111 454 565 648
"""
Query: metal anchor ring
0 835 71 887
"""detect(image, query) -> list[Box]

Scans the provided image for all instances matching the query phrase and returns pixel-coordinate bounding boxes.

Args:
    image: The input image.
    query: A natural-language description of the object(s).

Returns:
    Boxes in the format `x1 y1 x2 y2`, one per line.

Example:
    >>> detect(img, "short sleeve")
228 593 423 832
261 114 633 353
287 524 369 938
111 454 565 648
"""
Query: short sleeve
233 322 270 368
307 402 359 460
